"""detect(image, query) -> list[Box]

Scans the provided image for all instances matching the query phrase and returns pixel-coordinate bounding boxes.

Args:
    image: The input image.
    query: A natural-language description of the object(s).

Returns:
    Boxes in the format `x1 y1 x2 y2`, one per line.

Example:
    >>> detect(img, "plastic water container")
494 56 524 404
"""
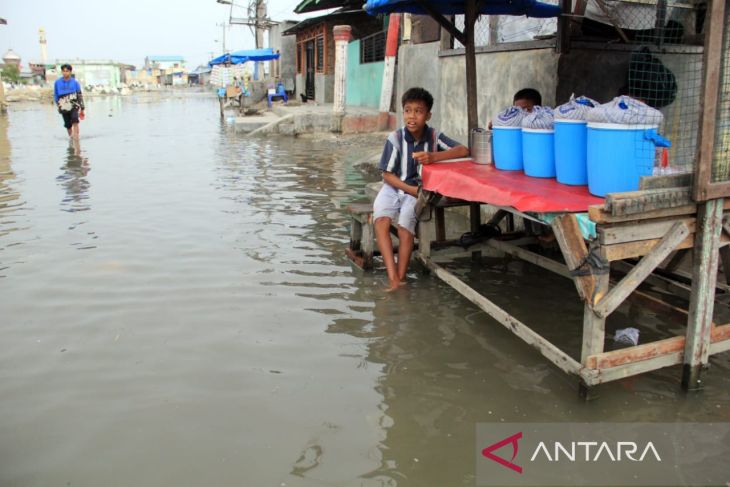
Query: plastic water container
522 128 556 178
554 119 587 185
586 123 667 197
492 126 522 170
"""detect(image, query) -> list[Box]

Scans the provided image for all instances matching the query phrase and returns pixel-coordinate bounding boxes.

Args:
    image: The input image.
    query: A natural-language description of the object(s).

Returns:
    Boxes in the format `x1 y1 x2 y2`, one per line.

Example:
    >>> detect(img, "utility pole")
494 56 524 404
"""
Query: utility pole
216 22 227 54
220 0 275 80
255 0 266 79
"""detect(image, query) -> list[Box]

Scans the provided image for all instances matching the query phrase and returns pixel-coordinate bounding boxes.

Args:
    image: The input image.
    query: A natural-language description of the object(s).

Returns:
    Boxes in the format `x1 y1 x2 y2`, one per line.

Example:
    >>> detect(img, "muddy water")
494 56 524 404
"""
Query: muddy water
0 93 728 487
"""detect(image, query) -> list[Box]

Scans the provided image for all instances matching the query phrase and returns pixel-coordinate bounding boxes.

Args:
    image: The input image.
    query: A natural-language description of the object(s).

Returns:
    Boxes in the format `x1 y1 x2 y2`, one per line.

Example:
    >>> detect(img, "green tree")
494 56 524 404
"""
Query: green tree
1 64 21 83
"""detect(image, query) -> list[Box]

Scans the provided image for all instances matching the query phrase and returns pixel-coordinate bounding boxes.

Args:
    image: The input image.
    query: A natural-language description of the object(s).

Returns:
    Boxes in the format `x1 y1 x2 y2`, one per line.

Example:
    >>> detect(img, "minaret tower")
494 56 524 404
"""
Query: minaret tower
39 28 47 64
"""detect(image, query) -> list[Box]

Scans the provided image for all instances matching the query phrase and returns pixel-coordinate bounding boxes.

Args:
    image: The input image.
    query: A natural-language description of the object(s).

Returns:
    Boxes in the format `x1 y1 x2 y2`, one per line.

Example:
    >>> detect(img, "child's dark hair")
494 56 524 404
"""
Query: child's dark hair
402 87 434 111
513 88 541 106
61 63 73 71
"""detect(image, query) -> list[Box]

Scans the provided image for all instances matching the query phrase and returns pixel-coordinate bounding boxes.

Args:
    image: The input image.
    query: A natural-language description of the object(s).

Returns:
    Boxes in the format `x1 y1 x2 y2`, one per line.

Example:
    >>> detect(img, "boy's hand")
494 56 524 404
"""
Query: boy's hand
413 151 434 165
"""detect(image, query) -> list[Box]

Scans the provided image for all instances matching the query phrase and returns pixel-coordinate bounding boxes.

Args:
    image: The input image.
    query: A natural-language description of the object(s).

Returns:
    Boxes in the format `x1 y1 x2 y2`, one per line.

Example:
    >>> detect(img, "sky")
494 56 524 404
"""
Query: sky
0 0 329 69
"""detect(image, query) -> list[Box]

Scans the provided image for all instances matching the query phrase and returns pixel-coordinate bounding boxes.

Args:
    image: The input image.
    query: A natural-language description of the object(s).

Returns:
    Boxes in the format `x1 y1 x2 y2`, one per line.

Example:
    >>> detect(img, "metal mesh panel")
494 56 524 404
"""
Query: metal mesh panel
453 1 560 48
712 5 730 182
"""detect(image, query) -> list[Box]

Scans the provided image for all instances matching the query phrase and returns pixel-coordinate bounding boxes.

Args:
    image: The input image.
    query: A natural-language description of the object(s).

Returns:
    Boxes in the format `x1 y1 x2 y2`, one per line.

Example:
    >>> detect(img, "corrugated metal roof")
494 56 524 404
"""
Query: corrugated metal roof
294 0 363 13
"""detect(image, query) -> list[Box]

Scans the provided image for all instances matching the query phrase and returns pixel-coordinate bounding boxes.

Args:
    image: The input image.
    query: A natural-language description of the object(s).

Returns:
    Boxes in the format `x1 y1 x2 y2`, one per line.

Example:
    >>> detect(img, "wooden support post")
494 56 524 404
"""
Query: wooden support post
418 211 437 259
579 262 609 399
436 207 446 241
683 199 724 390
593 222 690 319
551 214 596 301
416 253 582 375
464 0 478 132
470 202 481 259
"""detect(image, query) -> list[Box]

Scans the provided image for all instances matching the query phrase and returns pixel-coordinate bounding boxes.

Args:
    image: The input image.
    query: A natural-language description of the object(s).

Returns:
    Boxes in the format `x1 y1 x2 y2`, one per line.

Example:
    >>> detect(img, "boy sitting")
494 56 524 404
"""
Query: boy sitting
373 87 469 290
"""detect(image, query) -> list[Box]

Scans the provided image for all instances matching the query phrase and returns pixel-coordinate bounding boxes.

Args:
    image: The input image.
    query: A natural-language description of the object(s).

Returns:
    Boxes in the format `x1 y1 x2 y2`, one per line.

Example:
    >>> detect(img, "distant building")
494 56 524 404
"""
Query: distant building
2 49 21 67
283 2 382 103
50 60 122 89
269 20 298 93
143 56 188 86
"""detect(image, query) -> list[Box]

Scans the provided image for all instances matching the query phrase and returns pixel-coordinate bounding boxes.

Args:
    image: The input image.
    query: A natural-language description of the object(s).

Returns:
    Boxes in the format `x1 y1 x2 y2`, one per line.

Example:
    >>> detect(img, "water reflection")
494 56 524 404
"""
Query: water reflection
57 137 90 212
0 113 21 264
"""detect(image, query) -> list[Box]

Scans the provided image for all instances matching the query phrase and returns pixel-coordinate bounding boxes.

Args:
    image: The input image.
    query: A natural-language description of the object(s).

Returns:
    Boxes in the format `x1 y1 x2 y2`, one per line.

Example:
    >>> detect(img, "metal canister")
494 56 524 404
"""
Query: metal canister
470 128 492 165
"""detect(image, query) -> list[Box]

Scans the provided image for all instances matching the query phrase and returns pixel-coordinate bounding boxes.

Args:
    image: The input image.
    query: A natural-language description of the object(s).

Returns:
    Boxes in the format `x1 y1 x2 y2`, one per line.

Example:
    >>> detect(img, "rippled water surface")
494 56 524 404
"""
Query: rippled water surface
1 93 728 487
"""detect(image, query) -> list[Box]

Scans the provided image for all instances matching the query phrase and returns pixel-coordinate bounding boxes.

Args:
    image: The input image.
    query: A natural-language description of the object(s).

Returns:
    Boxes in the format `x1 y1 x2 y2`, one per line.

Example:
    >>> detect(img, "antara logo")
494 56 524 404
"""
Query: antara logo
482 432 523 474
482 432 662 474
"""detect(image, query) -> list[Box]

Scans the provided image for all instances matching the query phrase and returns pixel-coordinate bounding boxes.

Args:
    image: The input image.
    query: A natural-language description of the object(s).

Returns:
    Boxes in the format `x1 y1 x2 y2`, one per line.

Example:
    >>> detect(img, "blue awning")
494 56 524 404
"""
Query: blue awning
364 0 561 18
208 48 280 67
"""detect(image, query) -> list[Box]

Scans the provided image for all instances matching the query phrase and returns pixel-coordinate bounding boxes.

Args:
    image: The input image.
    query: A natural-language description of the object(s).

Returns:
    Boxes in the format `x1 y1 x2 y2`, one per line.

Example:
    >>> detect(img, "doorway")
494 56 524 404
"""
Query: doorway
305 40 315 101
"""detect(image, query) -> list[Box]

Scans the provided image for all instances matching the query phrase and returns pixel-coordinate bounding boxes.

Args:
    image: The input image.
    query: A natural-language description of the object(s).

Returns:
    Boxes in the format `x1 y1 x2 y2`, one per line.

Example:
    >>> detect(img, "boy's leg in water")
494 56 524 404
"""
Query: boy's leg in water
374 216 400 290
396 226 414 283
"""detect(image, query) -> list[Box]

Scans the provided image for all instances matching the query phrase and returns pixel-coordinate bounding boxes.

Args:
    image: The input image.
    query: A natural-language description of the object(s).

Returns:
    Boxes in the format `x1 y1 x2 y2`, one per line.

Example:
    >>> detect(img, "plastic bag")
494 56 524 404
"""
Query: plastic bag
586 96 664 126
521 106 554 130
555 94 598 121
493 106 525 127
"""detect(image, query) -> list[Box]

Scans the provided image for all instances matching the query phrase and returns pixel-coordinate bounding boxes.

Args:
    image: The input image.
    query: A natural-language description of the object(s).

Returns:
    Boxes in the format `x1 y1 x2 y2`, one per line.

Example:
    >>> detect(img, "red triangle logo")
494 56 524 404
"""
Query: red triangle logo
481 432 523 474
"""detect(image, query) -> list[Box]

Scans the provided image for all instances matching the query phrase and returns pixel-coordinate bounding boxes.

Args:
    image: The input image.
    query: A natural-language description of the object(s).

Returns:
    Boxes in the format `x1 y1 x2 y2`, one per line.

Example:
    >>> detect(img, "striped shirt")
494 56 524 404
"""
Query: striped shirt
378 125 460 186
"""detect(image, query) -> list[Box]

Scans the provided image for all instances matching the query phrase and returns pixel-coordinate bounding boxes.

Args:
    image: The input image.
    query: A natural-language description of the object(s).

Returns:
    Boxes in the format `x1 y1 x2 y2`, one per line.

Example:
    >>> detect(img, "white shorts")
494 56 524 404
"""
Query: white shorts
373 183 418 235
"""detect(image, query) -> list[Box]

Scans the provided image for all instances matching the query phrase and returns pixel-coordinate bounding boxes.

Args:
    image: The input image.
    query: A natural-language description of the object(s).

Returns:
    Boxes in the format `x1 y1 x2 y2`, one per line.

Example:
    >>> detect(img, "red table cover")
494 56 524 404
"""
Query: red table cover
421 161 604 213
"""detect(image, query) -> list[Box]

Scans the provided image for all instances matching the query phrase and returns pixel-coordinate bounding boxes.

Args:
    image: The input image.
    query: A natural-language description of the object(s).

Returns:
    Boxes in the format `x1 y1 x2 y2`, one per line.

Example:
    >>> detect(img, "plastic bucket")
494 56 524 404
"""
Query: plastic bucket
492 126 522 170
554 119 588 185
586 123 659 197
522 128 556 178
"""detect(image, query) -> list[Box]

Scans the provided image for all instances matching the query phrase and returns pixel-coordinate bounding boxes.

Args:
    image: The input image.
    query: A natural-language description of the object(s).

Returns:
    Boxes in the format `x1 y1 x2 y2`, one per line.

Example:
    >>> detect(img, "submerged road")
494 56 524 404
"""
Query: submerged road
0 92 728 486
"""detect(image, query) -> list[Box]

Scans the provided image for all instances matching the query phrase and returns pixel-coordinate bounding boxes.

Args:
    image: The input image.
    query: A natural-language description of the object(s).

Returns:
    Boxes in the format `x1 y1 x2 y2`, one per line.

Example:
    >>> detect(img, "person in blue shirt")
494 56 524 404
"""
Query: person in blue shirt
373 87 469 291
54 64 85 138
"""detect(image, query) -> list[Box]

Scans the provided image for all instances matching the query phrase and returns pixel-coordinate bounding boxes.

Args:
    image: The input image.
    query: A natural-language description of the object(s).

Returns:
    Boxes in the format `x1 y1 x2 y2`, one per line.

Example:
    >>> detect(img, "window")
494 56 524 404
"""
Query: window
360 30 386 64
316 35 324 72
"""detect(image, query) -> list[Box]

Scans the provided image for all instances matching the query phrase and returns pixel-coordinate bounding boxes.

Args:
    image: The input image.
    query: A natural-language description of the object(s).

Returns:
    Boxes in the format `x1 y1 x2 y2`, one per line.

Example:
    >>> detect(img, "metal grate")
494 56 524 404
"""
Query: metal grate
360 30 386 64
316 35 324 72
712 5 730 182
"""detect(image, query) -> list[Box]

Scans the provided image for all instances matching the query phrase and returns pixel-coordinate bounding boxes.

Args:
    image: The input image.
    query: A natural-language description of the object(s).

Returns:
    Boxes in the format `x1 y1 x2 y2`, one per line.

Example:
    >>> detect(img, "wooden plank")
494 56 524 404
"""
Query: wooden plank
594 222 689 318
692 0 725 202
551 214 595 301
585 324 730 372
416 252 582 375
598 217 695 245
602 232 730 261
582 266 610 365
486 239 571 278
702 180 730 201
581 352 683 385
588 200 730 224
640 173 692 190
613 260 693 299
683 198 724 389
605 187 692 216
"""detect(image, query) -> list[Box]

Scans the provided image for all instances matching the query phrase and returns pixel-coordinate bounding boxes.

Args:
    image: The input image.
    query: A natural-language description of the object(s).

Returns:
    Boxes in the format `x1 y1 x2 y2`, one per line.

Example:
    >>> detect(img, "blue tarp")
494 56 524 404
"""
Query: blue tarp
364 0 561 18
208 48 280 67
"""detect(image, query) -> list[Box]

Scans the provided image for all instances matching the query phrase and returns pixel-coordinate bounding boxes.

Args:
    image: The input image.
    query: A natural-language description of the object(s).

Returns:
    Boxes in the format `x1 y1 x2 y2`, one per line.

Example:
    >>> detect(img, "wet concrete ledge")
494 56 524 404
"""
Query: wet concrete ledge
237 104 397 136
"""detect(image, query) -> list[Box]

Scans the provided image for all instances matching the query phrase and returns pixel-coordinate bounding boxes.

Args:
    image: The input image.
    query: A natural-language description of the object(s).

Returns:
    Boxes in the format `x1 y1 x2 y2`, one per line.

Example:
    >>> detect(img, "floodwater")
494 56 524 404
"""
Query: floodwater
0 92 728 487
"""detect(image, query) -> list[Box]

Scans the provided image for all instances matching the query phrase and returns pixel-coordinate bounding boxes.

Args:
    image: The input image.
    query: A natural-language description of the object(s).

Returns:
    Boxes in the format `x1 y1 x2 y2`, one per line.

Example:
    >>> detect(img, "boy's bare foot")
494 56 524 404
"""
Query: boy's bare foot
385 278 404 292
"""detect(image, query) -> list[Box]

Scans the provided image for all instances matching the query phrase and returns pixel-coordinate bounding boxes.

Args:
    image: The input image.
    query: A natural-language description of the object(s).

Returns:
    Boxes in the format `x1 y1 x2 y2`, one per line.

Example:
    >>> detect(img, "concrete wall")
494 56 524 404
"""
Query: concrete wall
315 73 334 103
346 39 384 108
270 21 297 92
396 42 442 131
56 62 122 89
442 48 558 142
